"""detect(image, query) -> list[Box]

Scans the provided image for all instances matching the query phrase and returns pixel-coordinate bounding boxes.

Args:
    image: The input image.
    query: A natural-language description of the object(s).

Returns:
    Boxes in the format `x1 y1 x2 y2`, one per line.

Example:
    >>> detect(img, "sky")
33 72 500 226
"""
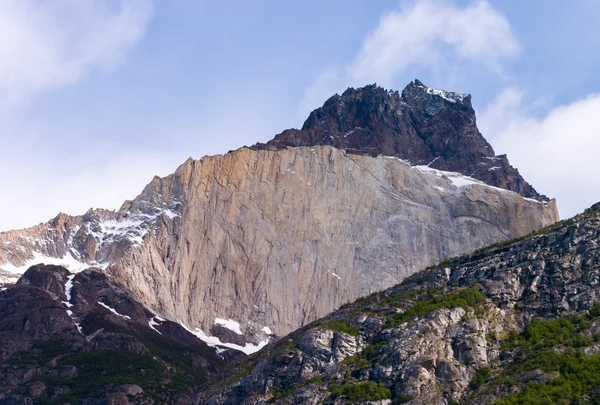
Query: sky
0 0 599 231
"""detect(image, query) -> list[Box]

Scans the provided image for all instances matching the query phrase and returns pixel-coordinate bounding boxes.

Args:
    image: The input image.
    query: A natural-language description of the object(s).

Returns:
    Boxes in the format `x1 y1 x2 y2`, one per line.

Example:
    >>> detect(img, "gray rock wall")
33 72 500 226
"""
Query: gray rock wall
107 146 557 340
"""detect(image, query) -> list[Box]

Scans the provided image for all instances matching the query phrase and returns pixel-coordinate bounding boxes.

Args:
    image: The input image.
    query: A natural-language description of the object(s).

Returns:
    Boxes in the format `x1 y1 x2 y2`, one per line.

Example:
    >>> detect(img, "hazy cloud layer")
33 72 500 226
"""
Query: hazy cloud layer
0 151 181 230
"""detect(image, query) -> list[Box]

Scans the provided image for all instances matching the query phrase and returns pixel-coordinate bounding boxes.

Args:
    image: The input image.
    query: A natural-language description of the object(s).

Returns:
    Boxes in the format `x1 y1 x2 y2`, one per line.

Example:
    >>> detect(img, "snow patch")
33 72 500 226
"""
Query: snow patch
61 273 81 334
415 165 547 204
0 252 92 275
214 318 243 335
416 166 487 189
149 317 163 335
98 301 131 320
327 270 341 280
344 127 362 137
62 274 76 308
262 326 273 335
180 323 269 355
425 87 467 103
0 274 19 284
382 155 411 165
0 203 182 279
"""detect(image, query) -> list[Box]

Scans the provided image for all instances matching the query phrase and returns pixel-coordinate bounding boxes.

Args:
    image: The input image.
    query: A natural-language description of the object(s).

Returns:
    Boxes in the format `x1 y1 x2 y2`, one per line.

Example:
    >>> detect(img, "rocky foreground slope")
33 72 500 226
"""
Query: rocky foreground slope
200 203 600 405
0 81 558 350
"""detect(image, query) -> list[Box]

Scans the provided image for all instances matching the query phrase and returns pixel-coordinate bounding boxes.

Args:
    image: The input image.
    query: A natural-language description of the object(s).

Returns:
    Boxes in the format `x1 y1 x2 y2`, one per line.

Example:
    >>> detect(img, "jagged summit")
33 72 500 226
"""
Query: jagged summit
254 80 548 202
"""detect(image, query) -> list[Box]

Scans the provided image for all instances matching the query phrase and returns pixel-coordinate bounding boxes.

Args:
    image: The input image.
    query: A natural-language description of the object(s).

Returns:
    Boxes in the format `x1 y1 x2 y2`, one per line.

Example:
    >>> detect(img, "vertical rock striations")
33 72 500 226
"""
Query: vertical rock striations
107 146 557 341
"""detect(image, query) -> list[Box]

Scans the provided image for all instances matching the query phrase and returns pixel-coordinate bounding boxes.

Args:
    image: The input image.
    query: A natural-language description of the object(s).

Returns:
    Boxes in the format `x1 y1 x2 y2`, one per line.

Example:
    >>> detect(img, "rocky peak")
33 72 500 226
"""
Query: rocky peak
254 80 548 202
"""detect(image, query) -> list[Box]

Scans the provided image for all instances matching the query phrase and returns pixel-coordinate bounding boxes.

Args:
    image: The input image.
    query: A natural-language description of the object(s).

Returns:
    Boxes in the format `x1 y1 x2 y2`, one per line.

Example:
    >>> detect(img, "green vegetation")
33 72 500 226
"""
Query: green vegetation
342 354 369 369
359 339 392 363
330 381 392 402
33 350 165 404
322 319 360 336
467 303 600 404
469 366 491 389
305 376 325 385
14 321 217 404
385 287 486 326
494 352 600 405
394 394 415 404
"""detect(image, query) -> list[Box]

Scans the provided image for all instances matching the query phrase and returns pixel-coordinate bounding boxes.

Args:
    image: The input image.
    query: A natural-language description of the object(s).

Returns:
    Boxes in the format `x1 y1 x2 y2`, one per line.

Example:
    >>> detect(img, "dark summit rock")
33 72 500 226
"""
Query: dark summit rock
253 80 548 201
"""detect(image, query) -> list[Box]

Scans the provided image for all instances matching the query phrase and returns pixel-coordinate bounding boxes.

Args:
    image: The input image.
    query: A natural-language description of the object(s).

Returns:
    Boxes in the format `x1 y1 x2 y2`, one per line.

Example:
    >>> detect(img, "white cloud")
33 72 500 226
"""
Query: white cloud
298 0 520 120
350 0 520 85
0 0 153 106
481 89 600 219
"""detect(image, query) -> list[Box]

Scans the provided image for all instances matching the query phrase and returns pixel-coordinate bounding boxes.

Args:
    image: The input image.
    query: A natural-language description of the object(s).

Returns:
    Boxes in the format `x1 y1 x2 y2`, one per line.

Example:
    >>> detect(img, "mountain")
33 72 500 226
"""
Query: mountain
0 264 225 404
0 81 558 351
199 203 600 405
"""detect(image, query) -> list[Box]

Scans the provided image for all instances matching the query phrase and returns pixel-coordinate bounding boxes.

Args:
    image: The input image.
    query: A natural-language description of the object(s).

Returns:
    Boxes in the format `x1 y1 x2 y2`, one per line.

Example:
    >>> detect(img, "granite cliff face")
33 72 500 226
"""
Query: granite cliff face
200 204 600 405
0 146 557 347
0 82 558 351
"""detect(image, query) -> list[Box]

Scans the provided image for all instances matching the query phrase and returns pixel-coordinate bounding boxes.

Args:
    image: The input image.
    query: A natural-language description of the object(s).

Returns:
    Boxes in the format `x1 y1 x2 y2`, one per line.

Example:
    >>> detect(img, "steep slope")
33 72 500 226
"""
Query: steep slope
0 146 557 347
0 264 224 404
0 82 559 350
201 203 600 405
254 80 545 201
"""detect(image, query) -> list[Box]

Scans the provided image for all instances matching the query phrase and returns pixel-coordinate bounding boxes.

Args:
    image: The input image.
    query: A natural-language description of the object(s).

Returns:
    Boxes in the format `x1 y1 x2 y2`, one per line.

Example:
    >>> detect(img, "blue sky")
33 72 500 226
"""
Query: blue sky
1 0 599 230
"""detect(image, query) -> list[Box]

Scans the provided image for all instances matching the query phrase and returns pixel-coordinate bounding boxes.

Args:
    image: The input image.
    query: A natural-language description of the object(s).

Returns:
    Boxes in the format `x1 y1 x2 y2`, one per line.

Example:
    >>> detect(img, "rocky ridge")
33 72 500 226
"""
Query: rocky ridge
200 203 600 405
254 80 546 201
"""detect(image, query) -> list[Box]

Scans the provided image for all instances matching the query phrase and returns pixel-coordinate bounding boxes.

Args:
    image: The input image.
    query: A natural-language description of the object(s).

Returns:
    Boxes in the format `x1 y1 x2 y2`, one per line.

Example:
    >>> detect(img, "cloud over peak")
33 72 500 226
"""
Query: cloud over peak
298 0 520 120
350 0 520 86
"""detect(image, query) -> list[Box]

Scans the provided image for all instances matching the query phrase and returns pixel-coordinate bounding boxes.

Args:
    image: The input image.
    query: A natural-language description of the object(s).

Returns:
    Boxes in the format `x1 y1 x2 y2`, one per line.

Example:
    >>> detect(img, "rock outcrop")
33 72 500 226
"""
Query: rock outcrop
200 204 600 405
